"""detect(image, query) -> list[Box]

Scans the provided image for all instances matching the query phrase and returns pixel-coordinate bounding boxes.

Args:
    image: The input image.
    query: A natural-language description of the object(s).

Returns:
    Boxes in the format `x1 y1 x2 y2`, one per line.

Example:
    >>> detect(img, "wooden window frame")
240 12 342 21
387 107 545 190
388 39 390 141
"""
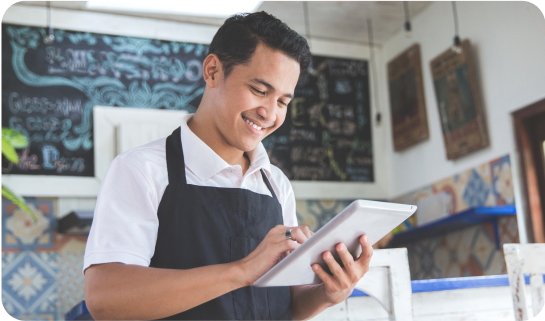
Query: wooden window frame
512 98 545 243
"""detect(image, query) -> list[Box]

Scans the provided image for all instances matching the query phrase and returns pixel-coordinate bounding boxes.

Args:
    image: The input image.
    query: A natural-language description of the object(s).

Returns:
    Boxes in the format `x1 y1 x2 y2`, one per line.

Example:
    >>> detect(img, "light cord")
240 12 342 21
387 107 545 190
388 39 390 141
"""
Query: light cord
367 19 382 123
403 1 412 34
303 1 312 49
451 1 460 46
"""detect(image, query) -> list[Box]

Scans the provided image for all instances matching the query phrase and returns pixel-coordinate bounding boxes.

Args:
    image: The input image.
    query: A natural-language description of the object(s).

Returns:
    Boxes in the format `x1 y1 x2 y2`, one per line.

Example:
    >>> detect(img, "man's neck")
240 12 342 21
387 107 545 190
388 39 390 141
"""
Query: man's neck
188 111 251 175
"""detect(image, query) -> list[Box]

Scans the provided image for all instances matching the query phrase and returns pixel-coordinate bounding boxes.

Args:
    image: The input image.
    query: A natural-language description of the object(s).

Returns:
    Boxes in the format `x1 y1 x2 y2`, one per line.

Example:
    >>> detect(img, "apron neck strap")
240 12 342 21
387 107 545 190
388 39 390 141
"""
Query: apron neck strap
260 169 279 202
166 127 187 186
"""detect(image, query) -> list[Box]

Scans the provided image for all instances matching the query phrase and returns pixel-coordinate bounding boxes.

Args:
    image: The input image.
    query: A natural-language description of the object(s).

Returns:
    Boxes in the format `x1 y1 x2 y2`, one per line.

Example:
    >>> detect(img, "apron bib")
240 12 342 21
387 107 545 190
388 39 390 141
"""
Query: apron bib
149 127 292 320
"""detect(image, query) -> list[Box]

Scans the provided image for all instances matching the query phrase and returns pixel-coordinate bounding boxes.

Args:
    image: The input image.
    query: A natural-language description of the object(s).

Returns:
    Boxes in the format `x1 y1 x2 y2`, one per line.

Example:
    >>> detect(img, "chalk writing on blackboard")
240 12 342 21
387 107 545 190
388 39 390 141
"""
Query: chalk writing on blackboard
2 24 208 176
263 56 373 182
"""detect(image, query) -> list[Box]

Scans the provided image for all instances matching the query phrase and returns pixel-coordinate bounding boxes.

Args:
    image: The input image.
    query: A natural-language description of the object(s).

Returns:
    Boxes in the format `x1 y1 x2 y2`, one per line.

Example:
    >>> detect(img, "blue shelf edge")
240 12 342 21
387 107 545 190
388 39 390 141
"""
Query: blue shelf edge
65 300 92 320
389 205 516 246
349 274 545 297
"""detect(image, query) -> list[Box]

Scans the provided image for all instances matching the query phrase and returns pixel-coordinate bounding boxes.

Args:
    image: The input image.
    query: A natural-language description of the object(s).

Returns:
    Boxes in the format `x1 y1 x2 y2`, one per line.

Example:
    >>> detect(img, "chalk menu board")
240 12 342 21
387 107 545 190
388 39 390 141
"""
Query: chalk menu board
2 23 207 176
263 56 373 181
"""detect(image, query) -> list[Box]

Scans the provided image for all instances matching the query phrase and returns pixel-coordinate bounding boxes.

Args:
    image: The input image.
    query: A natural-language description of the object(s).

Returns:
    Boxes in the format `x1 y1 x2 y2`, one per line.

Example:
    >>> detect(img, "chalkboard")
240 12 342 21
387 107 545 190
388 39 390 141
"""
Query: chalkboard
262 56 373 181
2 23 207 176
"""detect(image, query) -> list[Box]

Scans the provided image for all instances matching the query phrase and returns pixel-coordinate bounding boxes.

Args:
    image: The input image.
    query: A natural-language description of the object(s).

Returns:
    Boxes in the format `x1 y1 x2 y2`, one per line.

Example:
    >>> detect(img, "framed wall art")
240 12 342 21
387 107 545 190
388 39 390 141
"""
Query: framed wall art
388 44 429 151
430 39 489 160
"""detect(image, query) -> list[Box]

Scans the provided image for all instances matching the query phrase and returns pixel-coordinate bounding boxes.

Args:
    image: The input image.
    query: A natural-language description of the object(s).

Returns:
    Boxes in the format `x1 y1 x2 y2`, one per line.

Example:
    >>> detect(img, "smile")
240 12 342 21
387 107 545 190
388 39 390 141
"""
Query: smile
243 116 263 131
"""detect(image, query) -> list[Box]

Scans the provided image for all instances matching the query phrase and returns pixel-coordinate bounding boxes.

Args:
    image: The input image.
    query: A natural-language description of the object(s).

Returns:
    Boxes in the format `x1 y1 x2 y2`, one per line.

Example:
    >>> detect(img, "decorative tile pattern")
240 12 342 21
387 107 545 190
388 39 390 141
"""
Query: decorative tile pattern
406 236 443 279
391 154 519 280
462 170 491 208
470 228 496 271
296 200 352 232
491 155 515 205
2 251 60 319
2 199 57 252
57 236 86 318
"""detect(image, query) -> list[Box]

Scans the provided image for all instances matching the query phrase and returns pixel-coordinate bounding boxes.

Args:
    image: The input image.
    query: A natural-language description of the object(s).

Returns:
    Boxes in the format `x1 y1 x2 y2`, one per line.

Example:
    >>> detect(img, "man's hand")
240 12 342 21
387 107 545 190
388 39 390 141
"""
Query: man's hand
238 225 313 286
312 235 373 305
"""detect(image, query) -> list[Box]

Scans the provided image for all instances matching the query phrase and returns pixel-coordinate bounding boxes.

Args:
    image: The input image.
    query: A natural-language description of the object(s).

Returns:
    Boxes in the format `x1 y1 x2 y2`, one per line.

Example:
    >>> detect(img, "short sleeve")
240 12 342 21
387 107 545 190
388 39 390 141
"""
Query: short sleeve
83 155 160 275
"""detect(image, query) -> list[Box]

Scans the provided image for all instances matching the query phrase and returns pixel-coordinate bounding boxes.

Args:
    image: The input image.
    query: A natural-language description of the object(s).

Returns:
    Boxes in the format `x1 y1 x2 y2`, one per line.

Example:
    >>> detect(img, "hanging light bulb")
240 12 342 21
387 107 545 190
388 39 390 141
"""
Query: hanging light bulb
403 2 412 38
43 32 55 45
451 35 462 54
404 21 412 38
450 1 462 54
43 1 55 44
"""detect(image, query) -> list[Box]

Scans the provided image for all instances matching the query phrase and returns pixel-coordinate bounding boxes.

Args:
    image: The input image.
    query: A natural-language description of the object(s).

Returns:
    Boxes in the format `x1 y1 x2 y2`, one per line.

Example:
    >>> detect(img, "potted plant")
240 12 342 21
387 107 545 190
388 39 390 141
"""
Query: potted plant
2 128 37 222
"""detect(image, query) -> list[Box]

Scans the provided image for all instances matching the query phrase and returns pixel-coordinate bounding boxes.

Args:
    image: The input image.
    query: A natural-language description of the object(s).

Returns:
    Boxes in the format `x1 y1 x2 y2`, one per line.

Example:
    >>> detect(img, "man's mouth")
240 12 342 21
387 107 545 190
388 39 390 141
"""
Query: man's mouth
242 116 264 131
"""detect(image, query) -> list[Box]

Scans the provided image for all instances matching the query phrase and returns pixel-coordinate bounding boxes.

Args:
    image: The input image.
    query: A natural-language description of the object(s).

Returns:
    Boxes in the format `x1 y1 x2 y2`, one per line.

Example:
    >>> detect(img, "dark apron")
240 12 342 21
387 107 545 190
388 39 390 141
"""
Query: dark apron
149 127 292 320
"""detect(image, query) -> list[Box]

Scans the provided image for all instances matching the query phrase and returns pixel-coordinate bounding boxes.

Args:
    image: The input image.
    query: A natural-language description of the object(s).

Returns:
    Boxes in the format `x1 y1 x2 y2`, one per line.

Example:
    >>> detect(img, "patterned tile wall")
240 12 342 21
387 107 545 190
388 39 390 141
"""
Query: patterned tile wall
2 198 87 320
388 154 518 279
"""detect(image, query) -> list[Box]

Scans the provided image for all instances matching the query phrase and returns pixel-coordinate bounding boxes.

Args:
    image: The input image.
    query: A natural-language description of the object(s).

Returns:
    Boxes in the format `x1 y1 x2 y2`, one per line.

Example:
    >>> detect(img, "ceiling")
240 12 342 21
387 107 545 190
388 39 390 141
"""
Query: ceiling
20 1 432 45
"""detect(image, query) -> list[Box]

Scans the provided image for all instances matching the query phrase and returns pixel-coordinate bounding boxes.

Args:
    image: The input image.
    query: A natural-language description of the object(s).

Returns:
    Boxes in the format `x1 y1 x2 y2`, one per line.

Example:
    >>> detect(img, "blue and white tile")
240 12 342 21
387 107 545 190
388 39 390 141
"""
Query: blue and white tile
491 155 515 205
2 251 59 317
57 237 86 317
462 170 491 208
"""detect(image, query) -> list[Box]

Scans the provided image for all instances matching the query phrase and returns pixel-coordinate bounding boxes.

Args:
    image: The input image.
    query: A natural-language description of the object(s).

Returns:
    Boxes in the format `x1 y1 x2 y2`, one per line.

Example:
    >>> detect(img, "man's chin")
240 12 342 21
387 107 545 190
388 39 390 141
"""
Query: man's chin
236 140 261 153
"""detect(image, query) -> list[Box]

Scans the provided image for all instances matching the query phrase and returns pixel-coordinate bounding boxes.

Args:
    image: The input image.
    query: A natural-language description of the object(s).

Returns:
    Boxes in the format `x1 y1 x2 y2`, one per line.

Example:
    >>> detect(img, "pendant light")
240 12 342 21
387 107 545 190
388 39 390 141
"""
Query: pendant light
43 1 55 44
403 1 412 38
450 1 461 54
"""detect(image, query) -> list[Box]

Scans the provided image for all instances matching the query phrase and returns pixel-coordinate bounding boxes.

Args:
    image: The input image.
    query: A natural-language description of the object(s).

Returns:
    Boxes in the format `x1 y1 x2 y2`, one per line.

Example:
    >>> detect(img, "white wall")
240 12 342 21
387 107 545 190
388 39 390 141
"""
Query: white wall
2 4 389 200
377 1 545 198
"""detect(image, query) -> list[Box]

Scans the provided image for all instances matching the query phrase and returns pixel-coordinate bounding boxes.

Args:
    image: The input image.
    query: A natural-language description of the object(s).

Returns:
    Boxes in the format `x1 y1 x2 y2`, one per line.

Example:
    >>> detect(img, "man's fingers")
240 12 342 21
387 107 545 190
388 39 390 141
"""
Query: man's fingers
356 235 373 269
312 263 335 287
299 225 313 239
290 228 308 244
280 226 310 245
322 250 345 279
336 242 359 281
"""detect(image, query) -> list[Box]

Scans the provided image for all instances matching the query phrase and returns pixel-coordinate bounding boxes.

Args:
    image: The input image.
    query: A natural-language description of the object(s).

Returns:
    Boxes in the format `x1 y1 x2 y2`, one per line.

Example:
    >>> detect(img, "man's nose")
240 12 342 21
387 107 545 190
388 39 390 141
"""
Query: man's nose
257 98 277 124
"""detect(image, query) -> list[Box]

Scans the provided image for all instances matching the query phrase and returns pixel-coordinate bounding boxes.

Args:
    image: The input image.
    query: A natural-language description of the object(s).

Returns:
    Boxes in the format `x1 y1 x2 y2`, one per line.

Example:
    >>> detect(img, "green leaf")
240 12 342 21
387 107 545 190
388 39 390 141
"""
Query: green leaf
2 137 19 164
2 128 29 148
1 185 38 223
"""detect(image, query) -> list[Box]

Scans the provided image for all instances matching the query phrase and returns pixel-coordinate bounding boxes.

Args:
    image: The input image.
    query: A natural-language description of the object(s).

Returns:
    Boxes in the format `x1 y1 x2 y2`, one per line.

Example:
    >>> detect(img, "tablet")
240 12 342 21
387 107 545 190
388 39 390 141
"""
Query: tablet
253 200 416 287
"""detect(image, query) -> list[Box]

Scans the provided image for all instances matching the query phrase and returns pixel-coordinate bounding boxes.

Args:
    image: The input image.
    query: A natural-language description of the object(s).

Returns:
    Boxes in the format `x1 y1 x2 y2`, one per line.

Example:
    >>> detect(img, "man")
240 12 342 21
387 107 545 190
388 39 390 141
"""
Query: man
84 11 373 320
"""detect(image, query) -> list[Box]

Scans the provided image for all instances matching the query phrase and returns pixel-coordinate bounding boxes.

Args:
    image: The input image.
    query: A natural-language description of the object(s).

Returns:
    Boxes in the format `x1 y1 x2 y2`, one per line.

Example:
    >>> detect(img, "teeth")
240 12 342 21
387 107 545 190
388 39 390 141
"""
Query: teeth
244 117 262 130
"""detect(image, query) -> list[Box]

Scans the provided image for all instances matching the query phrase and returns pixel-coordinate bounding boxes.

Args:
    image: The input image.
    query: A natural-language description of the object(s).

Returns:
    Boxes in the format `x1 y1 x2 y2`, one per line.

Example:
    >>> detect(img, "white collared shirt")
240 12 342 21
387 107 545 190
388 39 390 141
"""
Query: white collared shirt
83 113 297 275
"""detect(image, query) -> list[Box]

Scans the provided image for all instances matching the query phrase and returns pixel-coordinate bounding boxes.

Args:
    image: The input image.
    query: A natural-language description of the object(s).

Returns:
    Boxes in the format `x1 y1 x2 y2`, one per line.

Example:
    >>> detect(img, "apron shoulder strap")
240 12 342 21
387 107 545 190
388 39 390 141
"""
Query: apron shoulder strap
165 127 187 186
260 169 280 203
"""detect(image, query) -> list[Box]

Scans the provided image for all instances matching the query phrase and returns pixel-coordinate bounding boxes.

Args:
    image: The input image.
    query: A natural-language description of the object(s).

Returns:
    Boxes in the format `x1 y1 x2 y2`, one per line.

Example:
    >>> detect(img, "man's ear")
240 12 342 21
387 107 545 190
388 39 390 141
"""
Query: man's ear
202 54 223 88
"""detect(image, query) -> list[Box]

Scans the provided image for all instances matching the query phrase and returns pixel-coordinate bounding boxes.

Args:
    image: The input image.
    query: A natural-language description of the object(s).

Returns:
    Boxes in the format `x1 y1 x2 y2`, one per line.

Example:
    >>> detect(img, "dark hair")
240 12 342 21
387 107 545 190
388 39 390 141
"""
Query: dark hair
209 11 311 77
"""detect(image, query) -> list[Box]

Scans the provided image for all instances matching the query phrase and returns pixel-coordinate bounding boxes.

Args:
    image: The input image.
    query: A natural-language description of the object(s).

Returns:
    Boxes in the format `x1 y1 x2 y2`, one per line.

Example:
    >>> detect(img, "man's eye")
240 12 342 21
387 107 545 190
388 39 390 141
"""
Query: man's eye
251 87 265 95
279 100 288 107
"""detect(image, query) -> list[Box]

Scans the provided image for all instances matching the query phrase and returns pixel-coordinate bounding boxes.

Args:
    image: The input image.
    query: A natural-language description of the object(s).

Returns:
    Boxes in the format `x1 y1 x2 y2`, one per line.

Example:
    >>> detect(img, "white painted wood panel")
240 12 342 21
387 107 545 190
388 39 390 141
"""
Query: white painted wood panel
94 106 187 182
318 285 535 321
57 197 97 218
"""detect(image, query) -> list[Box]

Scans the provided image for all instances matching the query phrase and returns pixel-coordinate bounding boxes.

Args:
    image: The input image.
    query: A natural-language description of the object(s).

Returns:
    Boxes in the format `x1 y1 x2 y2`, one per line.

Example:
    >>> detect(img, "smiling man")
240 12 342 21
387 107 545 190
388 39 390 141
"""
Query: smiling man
83 11 373 320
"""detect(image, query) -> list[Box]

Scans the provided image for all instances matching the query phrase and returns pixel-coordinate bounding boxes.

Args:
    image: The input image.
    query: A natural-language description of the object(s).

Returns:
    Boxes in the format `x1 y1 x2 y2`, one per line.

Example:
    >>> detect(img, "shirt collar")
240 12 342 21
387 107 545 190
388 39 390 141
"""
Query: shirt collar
180 113 272 182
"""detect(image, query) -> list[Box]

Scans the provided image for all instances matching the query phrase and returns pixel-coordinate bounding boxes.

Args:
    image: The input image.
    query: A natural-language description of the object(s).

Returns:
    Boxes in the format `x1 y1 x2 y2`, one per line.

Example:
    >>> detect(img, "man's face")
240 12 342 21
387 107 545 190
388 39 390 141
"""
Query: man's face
211 43 300 152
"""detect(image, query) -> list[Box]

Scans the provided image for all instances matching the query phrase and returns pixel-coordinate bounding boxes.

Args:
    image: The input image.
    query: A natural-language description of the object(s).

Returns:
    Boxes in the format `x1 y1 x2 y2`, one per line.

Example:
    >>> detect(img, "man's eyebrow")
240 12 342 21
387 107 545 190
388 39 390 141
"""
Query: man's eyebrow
250 78 294 99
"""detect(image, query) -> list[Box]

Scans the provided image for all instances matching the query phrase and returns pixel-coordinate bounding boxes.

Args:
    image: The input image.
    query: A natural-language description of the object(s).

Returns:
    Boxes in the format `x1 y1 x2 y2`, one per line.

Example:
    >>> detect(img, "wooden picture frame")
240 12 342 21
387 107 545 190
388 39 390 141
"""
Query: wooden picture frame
388 44 429 151
430 39 489 160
